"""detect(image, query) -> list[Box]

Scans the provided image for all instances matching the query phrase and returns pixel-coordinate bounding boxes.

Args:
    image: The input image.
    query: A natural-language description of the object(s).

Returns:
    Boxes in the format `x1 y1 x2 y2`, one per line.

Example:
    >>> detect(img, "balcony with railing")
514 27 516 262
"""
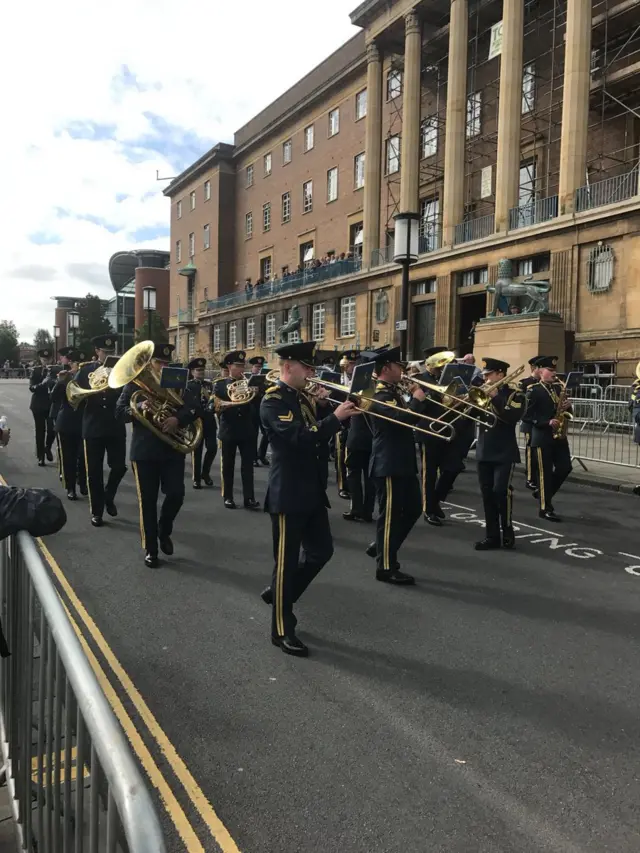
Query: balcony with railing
453 213 495 246
508 195 559 231
575 167 639 213
169 307 196 326
418 224 442 256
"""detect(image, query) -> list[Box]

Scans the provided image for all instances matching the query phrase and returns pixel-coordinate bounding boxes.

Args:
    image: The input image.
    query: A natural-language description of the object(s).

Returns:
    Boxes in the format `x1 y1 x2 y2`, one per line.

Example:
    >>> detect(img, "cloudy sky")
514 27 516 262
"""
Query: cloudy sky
1 0 358 342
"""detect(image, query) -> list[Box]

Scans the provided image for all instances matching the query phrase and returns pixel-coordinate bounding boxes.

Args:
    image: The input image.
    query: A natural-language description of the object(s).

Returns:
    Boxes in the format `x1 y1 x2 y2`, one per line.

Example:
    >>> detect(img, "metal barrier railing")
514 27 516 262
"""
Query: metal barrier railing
508 195 559 231
453 213 495 246
0 531 166 852
0 370 30 380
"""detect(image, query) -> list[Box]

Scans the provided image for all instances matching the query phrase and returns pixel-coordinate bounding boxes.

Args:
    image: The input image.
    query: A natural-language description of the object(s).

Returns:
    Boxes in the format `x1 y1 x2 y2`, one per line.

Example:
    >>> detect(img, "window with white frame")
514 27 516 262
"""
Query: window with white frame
265 314 276 347
264 152 272 176
466 92 482 138
518 259 533 276
190 191 196 211
421 117 438 158
188 332 195 359
386 135 400 174
282 192 291 223
213 324 221 352
203 224 210 250
522 63 535 114
328 108 340 137
287 308 300 343
387 68 402 100
354 152 365 189
519 160 536 222
587 244 614 293
303 180 313 213
355 88 367 120
461 268 488 287
188 232 195 257
260 256 272 281
228 321 237 349
416 278 437 295
419 197 440 252
204 180 211 201
246 164 254 187
304 124 314 152
176 200 182 219
176 240 181 264
283 139 292 164
312 303 326 340
245 211 253 238
263 202 271 232
246 318 256 348
340 295 356 336
327 167 338 202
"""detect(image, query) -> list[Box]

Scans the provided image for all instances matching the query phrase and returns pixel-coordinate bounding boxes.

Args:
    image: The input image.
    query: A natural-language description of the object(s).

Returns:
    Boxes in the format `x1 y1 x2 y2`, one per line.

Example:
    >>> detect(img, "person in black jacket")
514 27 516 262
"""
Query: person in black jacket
116 343 200 568
343 350 381 523
75 335 127 527
187 357 217 489
520 356 542 489
214 350 259 510
474 358 525 550
334 350 359 500
29 348 55 466
50 347 75 481
249 356 270 466
259 341 359 657
51 351 88 500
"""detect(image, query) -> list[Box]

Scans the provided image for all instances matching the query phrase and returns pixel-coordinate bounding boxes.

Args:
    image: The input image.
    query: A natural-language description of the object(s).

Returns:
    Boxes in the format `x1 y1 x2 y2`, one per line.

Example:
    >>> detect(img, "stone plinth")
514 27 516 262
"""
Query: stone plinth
474 314 566 372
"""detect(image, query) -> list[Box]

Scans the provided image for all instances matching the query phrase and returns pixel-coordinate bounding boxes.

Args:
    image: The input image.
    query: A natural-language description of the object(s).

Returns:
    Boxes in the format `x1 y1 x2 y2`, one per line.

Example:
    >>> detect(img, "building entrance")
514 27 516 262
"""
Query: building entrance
458 293 486 355
413 303 435 357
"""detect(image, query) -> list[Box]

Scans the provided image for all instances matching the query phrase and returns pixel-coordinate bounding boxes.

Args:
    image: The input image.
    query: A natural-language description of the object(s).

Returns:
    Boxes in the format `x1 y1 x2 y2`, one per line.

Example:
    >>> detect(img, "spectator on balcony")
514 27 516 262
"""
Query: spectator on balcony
509 304 522 315
245 279 254 300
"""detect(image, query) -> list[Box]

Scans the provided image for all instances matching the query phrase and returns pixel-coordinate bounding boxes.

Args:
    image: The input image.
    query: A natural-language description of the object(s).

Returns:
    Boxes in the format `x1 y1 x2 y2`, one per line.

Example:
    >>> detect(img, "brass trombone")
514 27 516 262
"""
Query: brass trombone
400 374 498 431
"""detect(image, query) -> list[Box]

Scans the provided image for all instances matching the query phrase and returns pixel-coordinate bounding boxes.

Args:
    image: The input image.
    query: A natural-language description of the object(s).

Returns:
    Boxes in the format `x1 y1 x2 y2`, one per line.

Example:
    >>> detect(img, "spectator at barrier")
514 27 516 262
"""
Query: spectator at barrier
630 377 640 445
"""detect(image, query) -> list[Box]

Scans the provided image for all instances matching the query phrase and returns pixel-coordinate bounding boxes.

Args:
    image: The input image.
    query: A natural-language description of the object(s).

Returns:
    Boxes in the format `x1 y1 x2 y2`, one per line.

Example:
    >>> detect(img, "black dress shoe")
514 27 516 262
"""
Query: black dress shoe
502 528 516 549
532 489 540 500
539 509 562 522
105 499 117 517
259 457 270 466
244 499 260 510
525 480 537 491
338 490 351 500
144 553 159 569
272 635 309 657
159 535 174 556
45 448 54 462
66 491 78 501
37 460 45 467
425 513 442 527
224 498 237 509
434 504 446 520
376 569 415 586
193 481 202 490
474 537 502 551
91 515 103 528
261 586 273 605
365 542 377 559
343 511 364 522
79 485 88 496
202 475 213 486
253 460 260 467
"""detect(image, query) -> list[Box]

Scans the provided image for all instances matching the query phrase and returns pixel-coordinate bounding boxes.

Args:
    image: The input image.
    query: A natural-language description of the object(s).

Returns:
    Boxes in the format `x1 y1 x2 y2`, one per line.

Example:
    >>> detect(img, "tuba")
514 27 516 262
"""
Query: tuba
108 341 203 454
66 363 114 410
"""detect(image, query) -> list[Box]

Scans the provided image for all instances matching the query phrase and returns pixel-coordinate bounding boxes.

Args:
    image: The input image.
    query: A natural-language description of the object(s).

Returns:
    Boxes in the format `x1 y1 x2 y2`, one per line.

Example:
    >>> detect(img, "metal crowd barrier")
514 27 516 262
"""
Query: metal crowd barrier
0 370 30 380
0 532 166 852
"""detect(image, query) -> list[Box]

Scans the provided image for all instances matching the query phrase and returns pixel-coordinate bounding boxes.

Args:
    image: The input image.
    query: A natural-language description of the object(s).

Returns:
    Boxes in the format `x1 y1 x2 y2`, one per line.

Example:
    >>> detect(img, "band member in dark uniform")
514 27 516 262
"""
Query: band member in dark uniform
187 357 217 489
75 335 127 527
45 364 63 477
51 347 77 481
520 356 542 489
367 346 423 585
343 350 380 523
51 351 87 500
525 355 573 522
249 356 270 466
214 350 260 510
116 343 199 568
29 348 55 466
259 341 359 656
334 350 359 500
474 358 525 550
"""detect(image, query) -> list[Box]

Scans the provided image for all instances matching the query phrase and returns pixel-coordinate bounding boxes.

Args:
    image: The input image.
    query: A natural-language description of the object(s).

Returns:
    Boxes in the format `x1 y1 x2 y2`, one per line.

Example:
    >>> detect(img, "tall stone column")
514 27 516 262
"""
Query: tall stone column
363 41 383 269
399 9 422 214
495 0 524 232
442 0 468 246
558 0 592 214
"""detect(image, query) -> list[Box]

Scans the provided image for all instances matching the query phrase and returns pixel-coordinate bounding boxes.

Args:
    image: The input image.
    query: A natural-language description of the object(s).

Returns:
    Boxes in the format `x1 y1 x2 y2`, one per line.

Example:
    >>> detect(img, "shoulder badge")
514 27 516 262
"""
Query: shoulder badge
265 386 279 394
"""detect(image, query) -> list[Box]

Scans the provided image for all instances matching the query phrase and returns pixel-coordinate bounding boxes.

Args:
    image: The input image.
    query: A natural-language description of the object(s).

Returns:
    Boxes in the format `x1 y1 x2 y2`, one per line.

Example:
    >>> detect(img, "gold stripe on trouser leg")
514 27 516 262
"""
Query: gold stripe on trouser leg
421 446 426 513
219 440 224 496
191 451 195 482
536 448 545 511
384 477 392 570
526 445 531 480
58 437 66 490
275 514 286 637
131 462 147 550
336 434 343 490
506 463 515 526
82 440 93 515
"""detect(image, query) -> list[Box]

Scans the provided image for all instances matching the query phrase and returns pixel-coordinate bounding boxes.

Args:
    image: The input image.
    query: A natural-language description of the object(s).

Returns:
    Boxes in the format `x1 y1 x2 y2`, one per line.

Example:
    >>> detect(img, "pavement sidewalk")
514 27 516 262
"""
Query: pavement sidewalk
0 782 18 852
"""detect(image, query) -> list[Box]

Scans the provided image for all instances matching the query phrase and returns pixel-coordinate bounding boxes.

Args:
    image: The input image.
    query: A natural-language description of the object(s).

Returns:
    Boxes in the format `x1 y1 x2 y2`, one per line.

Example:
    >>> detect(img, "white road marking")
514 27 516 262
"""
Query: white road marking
619 552 640 577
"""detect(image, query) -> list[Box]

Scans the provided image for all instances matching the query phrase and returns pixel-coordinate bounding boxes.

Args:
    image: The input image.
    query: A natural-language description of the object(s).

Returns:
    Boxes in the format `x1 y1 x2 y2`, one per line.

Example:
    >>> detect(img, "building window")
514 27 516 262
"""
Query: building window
282 192 291 223
386 68 402 100
204 180 211 201
190 191 196 211
303 180 313 213
188 232 195 257
312 303 326 341
522 63 535 115
203 224 210 250
176 200 182 219
419 196 440 252
340 295 356 336
176 240 181 264
228 321 237 349
260 256 272 280
518 259 533 276
466 92 482 138
263 202 271 232
416 278 437 295
246 164 254 187
245 212 253 238
421 117 438 158
300 241 314 266
286 308 300 343
349 222 363 258
265 314 276 347
354 152 365 189
304 124 314 152
587 244 614 293
213 324 221 352
386 135 400 174
283 139 292 164
246 318 256 349
328 108 340 137
461 268 488 287
188 332 195 359
264 152 272 176
355 88 367 120
327 167 338 202
518 159 537 223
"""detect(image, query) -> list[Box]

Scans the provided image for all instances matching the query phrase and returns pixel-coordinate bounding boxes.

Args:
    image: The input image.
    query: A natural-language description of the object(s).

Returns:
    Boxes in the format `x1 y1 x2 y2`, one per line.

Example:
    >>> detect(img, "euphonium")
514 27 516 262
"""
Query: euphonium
107 341 203 454
66 363 114 411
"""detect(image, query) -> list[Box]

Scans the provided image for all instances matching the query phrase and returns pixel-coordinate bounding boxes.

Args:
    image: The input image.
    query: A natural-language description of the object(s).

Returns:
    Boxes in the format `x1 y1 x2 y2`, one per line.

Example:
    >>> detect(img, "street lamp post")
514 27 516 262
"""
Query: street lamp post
67 311 79 350
393 212 420 361
53 325 60 361
143 287 157 341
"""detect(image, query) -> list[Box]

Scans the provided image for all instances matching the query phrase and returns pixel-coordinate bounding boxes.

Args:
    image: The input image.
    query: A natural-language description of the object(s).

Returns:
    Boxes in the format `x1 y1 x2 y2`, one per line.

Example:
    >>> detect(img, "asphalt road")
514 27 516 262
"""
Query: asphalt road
2 379 640 853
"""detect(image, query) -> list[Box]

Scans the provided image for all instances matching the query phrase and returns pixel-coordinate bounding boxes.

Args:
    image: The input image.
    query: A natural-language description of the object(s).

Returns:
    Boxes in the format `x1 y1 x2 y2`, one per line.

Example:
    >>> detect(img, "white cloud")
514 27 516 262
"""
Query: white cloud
0 0 358 341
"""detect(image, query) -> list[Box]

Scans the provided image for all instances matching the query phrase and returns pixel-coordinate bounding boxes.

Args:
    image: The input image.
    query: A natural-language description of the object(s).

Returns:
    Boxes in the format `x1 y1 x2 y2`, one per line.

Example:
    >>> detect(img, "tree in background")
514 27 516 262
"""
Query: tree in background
134 313 168 344
0 321 20 365
75 294 113 355
33 329 54 351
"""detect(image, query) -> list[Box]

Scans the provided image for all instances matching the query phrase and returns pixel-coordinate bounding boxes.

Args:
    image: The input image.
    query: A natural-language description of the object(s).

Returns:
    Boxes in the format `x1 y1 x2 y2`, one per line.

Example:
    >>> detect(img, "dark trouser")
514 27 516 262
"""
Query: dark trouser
477 461 516 540
221 437 255 502
192 430 217 484
255 424 269 462
32 411 54 462
525 433 538 485
334 431 348 494
58 432 87 493
536 441 572 511
270 509 333 638
419 442 440 515
83 435 127 518
373 476 422 571
131 458 185 557
346 448 375 518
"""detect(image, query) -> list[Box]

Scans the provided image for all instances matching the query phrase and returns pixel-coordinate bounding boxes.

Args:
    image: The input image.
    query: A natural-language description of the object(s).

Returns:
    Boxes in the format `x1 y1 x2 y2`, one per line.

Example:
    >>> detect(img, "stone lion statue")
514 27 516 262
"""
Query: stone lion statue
278 304 302 343
486 258 551 316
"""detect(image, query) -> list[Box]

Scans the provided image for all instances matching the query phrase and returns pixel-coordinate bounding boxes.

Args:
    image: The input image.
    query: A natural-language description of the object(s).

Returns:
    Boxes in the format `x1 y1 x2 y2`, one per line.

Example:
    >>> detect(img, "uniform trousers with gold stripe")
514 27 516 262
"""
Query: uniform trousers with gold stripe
524 432 539 485
131 458 185 558
83 435 127 518
270 510 333 638
334 430 349 495
58 432 87 493
373 476 421 572
477 461 515 540
535 440 572 511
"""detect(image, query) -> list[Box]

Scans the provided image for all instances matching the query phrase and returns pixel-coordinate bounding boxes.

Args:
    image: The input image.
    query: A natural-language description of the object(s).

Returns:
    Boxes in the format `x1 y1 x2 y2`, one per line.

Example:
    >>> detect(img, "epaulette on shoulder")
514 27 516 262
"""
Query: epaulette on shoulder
375 382 386 390
265 385 280 395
